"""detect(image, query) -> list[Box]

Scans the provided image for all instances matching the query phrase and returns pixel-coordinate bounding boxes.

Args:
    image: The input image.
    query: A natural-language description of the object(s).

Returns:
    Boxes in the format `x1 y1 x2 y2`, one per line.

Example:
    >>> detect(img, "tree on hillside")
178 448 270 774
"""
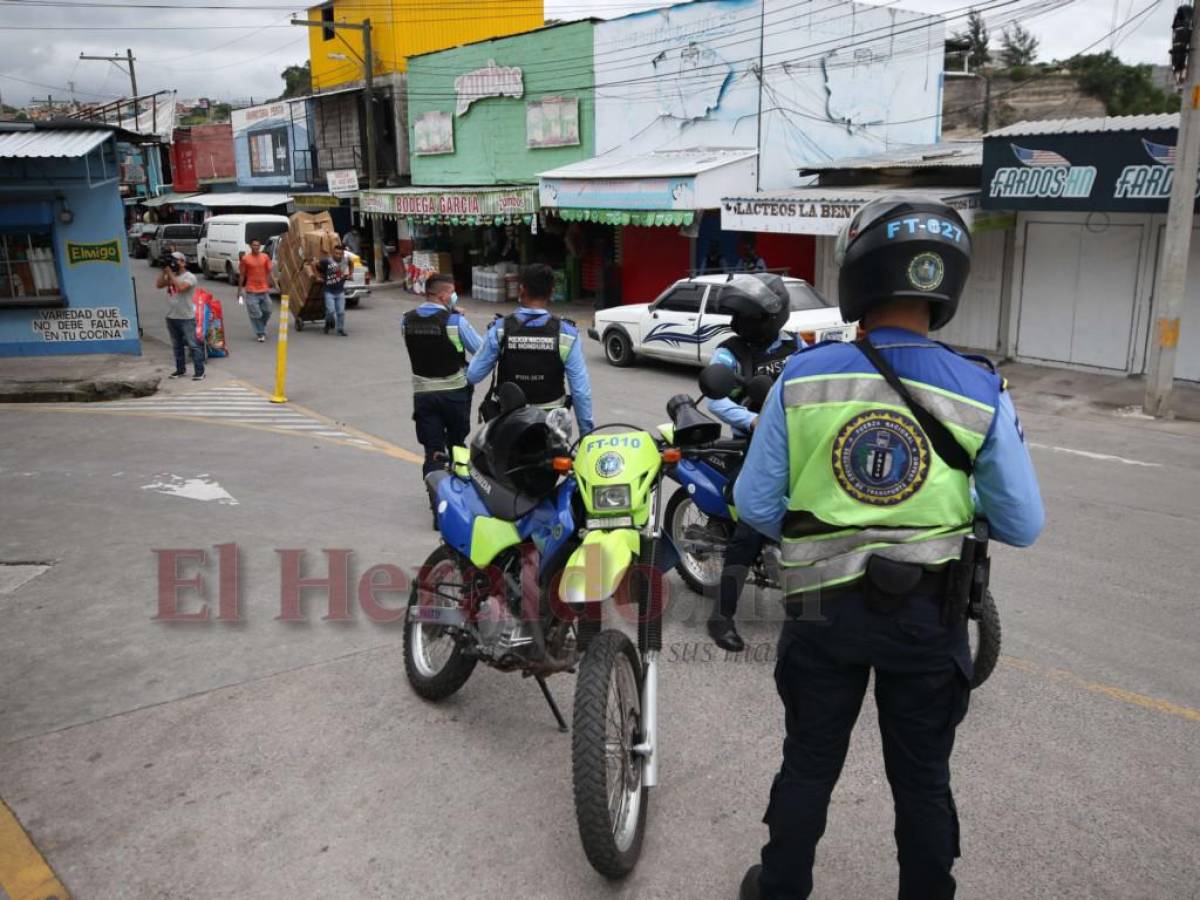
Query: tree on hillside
279 61 311 99
1000 23 1039 67
952 11 991 71
1065 52 1180 116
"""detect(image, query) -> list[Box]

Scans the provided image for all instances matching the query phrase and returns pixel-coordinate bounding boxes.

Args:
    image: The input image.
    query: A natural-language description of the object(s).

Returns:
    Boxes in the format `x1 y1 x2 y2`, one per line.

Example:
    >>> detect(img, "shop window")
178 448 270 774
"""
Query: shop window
249 127 291 177
655 284 705 314
0 231 62 306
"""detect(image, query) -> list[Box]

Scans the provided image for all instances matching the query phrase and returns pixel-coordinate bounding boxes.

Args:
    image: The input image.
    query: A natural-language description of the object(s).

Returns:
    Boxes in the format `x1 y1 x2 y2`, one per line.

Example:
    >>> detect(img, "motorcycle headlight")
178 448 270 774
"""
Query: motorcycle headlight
592 484 631 510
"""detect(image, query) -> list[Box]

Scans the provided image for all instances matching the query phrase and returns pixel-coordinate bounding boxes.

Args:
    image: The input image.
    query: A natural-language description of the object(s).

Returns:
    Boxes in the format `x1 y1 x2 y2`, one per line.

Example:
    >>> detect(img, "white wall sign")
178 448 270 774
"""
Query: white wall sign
326 169 360 194
30 307 134 343
454 60 523 116
414 111 455 155
721 191 1006 236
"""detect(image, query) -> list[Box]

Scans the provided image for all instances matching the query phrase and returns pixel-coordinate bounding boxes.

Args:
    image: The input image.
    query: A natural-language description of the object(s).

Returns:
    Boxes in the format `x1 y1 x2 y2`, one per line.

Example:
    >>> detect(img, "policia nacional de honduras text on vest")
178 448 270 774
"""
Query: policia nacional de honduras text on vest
494 312 575 407
402 308 469 393
777 336 1001 599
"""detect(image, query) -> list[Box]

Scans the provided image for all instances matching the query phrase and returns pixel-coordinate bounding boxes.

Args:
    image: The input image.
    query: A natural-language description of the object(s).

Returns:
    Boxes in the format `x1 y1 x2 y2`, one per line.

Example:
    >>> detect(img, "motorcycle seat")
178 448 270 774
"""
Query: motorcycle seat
468 463 542 522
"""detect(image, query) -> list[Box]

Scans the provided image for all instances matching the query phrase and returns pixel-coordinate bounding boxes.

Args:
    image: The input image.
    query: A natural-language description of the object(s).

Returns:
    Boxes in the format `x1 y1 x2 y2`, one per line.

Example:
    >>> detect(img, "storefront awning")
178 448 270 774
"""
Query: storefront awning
720 186 1013 236
187 192 290 209
553 208 694 226
540 149 757 213
357 186 538 224
142 191 201 208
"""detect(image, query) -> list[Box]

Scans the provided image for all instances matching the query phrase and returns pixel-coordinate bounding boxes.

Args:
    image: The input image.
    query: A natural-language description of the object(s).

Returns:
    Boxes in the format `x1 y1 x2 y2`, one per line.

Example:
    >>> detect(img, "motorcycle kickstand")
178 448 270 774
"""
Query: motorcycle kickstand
534 674 569 733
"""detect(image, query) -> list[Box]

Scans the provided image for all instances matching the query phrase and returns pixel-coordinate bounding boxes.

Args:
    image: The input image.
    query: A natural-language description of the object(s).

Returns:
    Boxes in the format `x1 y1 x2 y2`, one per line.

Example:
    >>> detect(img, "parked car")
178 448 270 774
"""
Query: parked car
146 224 201 269
198 214 290 286
588 274 855 368
126 223 158 259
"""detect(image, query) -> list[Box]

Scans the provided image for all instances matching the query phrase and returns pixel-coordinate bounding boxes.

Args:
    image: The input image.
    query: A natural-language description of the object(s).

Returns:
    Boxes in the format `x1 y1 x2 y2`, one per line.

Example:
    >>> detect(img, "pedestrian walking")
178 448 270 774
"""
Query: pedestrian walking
156 251 205 381
402 273 482 482
734 198 1044 900
310 244 353 336
467 263 593 436
238 239 274 343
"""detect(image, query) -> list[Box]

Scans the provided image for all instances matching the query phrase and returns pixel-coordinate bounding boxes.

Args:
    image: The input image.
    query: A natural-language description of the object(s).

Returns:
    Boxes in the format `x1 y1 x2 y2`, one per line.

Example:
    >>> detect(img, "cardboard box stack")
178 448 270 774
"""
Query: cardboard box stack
275 211 339 305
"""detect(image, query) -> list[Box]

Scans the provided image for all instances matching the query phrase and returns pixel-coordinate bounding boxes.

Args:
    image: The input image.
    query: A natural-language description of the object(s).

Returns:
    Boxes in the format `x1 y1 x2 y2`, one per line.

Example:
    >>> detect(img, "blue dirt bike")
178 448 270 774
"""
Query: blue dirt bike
403 385 719 879
661 365 1002 688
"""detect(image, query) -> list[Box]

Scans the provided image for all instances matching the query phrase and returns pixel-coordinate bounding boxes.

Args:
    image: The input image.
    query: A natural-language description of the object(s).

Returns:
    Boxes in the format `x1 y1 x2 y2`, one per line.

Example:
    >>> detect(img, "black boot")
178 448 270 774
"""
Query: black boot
707 614 745 653
739 865 762 900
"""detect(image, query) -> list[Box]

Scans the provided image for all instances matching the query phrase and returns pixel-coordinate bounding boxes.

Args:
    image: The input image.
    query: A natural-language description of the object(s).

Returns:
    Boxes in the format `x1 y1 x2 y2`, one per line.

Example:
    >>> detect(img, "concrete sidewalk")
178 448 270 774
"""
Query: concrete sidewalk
999 360 1200 423
0 337 170 402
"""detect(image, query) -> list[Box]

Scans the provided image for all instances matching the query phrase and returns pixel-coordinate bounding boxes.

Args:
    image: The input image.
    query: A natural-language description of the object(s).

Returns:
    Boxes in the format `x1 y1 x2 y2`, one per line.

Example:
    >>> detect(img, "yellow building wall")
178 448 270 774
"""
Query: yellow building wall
308 0 546 91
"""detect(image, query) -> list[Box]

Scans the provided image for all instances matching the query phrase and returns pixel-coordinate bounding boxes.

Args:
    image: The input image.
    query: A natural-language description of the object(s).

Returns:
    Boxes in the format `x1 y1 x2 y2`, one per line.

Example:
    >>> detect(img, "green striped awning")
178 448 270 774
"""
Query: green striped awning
552 208 695 227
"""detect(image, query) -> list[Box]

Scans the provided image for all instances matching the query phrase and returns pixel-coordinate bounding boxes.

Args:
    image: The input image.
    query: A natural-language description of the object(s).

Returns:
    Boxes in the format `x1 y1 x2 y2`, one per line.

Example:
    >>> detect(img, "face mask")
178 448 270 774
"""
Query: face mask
449 291 459 308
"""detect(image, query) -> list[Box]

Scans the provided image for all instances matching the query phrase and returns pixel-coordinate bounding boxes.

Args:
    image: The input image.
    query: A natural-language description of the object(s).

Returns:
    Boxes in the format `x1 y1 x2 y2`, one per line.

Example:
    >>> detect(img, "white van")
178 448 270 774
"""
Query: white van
197 214 290 285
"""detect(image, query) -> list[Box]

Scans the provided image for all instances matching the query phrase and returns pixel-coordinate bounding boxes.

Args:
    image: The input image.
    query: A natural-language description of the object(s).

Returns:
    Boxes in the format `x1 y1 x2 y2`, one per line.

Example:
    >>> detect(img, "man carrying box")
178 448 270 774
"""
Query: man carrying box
310 243 353 336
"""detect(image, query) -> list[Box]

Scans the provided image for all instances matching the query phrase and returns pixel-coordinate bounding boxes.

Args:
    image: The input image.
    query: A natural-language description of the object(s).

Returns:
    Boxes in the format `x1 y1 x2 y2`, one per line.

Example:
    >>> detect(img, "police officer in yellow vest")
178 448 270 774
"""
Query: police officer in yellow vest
735 198 1044 899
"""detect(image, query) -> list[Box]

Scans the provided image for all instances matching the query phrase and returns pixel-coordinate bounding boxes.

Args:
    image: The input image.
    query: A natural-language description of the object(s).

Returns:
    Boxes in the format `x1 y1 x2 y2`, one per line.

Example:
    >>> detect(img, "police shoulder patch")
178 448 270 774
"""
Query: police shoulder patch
831 409 930 506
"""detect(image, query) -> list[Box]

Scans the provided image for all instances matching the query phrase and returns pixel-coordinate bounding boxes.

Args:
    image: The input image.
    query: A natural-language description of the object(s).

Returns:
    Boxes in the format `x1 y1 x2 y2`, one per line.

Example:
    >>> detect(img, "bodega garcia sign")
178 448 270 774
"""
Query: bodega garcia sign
31 306 134 343
982 128 1200 212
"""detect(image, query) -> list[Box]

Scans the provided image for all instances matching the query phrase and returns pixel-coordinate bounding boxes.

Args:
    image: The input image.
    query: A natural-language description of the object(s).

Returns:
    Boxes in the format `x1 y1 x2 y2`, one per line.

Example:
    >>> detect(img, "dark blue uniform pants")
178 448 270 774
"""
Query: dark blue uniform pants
717 521 764 618
412 387 471 476
759 583 972 900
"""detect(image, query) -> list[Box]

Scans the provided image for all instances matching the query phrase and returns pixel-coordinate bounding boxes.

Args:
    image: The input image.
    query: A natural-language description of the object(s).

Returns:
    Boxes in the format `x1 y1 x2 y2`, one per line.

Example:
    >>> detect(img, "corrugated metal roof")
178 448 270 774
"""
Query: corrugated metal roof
143 191 201 208
723 185 979 204
540 149 757 180
0 128 112 159
800 142 982 173
987 114 1180 138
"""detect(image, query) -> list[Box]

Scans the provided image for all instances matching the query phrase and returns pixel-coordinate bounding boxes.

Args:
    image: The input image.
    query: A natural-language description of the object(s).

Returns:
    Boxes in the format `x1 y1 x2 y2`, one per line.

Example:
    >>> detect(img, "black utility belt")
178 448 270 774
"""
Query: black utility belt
784 563 949 619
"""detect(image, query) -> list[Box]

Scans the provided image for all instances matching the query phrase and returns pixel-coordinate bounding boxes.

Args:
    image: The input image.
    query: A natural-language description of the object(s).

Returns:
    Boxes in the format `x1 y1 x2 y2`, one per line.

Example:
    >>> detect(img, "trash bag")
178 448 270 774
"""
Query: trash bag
194 289 229 358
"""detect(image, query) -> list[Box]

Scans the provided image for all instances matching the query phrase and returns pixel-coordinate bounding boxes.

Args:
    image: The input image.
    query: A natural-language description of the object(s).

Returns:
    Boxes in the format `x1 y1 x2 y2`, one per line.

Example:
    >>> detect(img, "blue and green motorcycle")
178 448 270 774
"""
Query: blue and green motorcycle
404 386 720 879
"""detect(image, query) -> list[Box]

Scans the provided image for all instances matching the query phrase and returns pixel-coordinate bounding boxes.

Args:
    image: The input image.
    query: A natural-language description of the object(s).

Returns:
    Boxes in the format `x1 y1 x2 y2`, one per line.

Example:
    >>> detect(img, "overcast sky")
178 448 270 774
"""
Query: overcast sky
0 0 1177 109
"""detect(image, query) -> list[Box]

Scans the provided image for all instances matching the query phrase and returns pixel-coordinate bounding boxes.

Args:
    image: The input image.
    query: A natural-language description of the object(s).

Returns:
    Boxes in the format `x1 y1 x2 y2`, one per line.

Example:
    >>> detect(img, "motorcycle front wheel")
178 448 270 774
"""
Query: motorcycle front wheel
969 589 1001 689
572 629 648 880
664 490 728 597
403 545 477 701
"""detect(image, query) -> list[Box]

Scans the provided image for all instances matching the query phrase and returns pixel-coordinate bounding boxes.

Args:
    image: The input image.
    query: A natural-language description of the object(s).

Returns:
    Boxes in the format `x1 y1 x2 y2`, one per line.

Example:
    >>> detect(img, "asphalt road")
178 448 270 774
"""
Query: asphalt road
0 267 1197 899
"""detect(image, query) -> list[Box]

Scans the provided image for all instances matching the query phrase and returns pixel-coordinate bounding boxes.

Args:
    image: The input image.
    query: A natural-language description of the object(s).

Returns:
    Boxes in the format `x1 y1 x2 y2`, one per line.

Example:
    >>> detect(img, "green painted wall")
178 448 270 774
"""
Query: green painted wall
407 22 595 186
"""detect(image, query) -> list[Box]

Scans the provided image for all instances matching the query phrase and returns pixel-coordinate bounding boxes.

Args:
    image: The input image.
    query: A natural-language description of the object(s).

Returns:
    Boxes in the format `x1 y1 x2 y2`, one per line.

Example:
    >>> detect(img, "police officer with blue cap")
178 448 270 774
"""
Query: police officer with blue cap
468 263 594 436
402 273 481 477
705 273 803 652
735 197 1044 900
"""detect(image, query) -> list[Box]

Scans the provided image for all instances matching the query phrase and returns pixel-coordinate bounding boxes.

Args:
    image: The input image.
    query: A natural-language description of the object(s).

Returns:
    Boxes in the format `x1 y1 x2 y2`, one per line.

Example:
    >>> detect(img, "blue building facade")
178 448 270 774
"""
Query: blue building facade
0 124 141 356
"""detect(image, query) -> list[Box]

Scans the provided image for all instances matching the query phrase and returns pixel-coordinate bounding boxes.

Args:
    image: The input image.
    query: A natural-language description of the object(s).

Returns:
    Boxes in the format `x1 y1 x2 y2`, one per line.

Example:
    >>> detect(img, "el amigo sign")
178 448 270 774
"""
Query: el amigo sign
66 240 122 265
455 60 523 116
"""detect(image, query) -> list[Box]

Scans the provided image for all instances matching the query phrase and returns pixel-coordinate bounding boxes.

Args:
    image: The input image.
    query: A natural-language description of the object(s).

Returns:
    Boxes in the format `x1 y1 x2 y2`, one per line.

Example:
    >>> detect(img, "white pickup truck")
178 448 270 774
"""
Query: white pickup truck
588 275 855 368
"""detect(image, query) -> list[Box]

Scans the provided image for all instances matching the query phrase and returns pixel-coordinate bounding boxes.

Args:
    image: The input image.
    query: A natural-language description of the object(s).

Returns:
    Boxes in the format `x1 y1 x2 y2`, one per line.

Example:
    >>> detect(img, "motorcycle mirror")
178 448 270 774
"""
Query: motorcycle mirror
745 374 774 410
497 381 527 415
698 364 739 400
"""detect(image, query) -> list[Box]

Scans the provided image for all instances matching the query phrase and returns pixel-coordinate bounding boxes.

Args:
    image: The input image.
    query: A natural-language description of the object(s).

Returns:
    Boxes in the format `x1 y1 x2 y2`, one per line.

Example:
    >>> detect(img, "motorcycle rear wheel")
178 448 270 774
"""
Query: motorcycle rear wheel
665 490 726 597
968 589 1001 689
572 629 648 879
403 545 477 701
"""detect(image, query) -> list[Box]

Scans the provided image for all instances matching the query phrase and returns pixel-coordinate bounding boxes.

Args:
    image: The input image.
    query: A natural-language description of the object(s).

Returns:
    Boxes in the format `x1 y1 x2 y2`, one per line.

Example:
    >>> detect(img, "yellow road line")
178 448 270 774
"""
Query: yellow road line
1001 656 1200 724
232 379 424 463
0 799 69 900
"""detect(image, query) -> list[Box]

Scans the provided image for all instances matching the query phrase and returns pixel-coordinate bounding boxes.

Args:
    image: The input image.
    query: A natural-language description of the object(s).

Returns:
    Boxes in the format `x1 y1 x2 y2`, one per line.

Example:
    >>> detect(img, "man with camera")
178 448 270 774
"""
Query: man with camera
155 251 205 381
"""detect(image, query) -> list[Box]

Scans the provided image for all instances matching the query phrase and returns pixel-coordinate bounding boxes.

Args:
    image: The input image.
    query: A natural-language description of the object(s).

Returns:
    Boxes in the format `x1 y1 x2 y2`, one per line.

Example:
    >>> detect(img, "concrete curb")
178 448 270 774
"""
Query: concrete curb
0 374 161 404
0 337 170 404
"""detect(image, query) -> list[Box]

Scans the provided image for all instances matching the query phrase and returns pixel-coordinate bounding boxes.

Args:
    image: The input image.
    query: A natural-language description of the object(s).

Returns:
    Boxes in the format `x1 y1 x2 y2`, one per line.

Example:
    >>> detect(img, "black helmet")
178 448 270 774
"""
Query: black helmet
470 405 558 497
835 197 971 331
719 273 790 344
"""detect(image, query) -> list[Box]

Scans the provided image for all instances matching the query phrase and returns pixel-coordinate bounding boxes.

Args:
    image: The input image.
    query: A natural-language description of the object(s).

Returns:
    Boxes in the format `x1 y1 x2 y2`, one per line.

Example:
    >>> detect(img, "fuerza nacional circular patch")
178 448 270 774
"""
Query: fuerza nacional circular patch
907 251 945 292
831 410 930 506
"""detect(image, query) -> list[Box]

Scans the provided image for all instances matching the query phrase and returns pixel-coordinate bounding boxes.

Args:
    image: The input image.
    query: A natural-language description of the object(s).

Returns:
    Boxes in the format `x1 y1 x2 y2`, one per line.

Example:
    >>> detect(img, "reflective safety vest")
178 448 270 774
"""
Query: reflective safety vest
780 343 1000 594
496 313 575 408
403 308 468 393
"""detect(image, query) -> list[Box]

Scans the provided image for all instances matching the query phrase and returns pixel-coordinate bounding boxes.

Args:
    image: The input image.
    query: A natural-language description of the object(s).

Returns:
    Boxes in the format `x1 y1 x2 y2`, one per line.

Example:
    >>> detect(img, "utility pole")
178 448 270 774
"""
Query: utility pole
291 16 382 280
79 49 139 126
1145 6 1200 417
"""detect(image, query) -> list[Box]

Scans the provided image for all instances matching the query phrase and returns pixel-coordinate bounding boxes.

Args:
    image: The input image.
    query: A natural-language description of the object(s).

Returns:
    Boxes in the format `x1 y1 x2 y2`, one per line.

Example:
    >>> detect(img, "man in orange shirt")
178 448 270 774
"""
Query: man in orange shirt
238 239 275 343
